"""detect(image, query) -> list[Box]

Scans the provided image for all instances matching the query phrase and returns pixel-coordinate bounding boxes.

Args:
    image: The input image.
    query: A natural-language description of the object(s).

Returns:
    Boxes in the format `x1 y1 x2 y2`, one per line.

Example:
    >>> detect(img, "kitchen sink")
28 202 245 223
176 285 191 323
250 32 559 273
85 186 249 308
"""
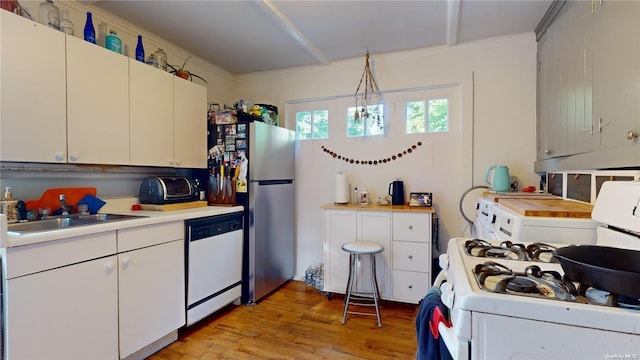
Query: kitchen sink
7 213 148 235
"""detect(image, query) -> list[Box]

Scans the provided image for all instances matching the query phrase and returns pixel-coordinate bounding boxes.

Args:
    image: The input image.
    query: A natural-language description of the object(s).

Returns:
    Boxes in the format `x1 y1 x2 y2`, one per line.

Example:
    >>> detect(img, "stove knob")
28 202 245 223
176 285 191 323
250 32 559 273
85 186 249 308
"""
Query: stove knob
440 282 455 309
438 253 450 271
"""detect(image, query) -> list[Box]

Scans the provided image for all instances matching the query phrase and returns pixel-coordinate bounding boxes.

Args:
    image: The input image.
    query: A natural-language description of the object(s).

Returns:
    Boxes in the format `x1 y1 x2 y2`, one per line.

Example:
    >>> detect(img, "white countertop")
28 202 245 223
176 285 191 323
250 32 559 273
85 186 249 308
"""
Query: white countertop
0 205 244 248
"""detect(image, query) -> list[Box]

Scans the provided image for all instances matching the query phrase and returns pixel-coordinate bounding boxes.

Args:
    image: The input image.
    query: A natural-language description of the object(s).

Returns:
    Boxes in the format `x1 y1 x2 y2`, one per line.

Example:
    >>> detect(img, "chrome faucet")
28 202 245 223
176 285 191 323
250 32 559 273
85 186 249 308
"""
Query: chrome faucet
59 194 69 216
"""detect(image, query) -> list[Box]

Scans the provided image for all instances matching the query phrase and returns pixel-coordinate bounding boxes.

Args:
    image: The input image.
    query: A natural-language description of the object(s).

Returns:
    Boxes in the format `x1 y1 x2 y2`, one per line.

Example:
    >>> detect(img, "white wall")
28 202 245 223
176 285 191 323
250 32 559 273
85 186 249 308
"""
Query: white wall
233 34 538 278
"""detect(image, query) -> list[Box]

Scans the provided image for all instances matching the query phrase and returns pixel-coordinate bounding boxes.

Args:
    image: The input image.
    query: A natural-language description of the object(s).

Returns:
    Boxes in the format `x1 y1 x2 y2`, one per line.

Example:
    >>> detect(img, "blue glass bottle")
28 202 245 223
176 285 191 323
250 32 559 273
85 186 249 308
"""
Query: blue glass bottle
83 12 96 44
135 35 145 62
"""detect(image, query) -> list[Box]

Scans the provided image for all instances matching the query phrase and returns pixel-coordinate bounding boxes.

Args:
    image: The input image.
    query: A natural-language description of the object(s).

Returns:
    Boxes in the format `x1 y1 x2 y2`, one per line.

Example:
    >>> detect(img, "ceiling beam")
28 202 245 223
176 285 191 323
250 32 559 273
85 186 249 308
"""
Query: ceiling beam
447 0 462 46
260 0 330 66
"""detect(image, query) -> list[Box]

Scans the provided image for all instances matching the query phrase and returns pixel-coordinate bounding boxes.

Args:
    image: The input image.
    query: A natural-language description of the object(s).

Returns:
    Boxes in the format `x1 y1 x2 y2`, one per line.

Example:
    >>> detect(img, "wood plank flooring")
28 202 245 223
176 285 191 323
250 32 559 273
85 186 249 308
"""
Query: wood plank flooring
149 281 419 360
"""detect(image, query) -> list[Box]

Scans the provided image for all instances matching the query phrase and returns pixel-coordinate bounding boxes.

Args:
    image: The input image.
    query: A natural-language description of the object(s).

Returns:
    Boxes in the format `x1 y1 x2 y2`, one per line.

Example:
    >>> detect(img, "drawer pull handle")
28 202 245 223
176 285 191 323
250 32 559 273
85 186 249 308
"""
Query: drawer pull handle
408 255 413 260
408 225 413 230
408 285 413 289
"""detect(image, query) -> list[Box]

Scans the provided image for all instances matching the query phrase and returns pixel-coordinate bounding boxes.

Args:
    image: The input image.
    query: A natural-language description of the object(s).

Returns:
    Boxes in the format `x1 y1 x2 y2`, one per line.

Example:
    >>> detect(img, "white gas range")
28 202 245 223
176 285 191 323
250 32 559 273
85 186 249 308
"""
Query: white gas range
437 181 640 359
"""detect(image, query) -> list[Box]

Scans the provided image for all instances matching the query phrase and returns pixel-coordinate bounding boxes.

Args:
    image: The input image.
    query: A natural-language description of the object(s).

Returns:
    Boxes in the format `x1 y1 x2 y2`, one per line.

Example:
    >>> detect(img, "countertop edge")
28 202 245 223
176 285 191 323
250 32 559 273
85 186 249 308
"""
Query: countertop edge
1 205 244 248
321 203 435 213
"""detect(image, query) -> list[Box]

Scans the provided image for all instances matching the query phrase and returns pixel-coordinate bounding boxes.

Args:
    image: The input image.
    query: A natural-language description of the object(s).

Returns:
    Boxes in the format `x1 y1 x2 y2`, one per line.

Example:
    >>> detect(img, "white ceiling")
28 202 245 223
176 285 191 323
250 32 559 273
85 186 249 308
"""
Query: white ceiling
92 0 553 75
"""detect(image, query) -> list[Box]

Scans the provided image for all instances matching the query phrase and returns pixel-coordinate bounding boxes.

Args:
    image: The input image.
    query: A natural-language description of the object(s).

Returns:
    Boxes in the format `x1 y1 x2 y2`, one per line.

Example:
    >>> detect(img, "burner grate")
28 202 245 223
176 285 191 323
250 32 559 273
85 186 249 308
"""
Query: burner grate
464 239 558 262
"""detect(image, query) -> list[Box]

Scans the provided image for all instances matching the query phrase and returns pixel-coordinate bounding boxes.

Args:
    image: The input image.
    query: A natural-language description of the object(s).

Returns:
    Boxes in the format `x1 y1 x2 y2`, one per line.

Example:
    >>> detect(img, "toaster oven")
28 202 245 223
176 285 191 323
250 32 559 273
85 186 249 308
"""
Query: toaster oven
139 176 198 205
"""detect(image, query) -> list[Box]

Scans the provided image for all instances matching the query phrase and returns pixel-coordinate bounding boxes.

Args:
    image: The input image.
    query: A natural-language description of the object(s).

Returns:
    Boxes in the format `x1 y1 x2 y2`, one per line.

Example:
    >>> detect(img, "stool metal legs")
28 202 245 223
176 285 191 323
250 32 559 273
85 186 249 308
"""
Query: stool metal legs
341 252 382 327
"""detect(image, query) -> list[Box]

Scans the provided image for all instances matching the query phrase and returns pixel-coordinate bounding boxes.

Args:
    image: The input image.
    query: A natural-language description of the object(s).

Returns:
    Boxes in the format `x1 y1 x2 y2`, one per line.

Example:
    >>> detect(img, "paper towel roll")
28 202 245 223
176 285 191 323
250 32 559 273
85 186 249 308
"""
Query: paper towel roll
335 172 350 204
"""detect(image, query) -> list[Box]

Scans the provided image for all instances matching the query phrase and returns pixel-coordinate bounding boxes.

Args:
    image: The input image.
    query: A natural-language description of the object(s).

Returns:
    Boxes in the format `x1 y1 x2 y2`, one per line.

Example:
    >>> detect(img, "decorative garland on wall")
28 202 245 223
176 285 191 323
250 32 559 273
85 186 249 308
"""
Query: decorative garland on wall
321 141 423 165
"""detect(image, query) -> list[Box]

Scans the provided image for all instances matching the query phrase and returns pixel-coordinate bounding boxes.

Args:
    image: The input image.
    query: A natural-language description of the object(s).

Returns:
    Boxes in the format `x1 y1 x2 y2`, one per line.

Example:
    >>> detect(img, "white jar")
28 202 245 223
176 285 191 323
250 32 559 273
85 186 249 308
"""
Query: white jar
360 189 369 205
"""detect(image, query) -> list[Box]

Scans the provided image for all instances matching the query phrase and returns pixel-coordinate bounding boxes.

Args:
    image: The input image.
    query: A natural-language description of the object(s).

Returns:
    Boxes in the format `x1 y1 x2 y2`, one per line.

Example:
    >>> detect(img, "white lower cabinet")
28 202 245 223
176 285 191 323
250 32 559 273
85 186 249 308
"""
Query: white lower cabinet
3 221 186 360
118 239 184 358
117 221 185 359
323 206 433 303
391 212 432 303
4 232 119 360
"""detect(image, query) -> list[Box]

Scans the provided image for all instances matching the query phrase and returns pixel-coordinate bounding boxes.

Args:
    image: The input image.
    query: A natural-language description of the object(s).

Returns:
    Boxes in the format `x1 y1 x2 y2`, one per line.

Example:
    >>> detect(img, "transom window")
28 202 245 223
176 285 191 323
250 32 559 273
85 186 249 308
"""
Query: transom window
347 104 384 137
406 98 449 134
296 110 328 139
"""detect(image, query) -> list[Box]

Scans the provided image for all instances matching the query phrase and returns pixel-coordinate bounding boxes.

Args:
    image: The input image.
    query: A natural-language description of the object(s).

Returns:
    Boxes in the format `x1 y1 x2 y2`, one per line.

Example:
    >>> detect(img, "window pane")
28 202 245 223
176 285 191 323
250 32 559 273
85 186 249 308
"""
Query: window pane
428 99 449 132
348 104 383 136
312 110 328 139
406 101 426 134
347 107 364 137
296 111 312 139
366 104 384 136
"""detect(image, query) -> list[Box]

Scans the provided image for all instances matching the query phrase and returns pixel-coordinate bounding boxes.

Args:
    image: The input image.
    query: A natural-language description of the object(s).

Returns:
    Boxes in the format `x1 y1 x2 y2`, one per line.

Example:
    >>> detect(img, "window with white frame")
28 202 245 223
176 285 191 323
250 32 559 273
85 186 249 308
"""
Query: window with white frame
406 98 449 134
346 103 384 137
295 109 329 140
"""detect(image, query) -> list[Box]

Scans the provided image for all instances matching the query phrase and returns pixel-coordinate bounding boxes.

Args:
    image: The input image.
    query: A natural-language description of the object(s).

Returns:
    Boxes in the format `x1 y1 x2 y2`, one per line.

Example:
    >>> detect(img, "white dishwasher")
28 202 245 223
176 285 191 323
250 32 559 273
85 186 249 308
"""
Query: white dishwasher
185 212 243 326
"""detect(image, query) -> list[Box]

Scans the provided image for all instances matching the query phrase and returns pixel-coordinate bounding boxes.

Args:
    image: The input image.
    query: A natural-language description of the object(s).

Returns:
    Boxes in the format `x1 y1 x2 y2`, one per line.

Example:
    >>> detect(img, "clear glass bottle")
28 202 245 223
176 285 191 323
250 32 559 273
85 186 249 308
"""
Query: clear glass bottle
135 35 145 62
83 12 96 44
154 48 167 71
38 0 60 30
59 8 73 35
146 53 155 66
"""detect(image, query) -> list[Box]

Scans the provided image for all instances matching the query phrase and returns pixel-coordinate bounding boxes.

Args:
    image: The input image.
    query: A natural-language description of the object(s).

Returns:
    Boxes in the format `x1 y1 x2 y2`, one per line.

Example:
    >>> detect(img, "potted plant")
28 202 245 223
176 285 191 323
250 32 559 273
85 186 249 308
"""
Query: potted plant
168 56 208 84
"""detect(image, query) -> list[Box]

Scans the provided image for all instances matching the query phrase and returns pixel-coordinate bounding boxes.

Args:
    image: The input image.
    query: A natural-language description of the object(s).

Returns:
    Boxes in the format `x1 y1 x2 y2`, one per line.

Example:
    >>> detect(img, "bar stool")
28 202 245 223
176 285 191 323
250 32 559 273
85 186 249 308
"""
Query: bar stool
341 241 383 327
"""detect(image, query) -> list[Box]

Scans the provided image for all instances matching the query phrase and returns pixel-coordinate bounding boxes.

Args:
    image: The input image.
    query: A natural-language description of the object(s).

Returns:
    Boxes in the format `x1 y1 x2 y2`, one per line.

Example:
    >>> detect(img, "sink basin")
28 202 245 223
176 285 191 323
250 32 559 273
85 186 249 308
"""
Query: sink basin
7 214 148 235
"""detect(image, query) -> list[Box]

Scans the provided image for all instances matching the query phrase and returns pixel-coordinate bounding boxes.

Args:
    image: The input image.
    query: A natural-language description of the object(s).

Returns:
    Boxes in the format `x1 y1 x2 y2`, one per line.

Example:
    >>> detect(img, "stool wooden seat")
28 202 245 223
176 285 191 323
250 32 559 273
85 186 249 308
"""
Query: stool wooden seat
341 241 383 327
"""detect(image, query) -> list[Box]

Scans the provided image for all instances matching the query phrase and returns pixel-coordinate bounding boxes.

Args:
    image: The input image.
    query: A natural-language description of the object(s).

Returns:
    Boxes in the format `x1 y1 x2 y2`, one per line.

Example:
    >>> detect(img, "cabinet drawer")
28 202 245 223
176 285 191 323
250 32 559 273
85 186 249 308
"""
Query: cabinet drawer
118 221 183 252
392 212 430 242
392 270 430 303
392 241 430 272
5 231 117 279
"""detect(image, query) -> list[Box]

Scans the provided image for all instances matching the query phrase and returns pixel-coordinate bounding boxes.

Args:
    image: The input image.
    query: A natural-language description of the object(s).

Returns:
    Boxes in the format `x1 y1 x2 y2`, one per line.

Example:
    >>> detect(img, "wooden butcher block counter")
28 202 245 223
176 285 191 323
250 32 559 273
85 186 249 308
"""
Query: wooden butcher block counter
498 198 593 218
482 191 559 202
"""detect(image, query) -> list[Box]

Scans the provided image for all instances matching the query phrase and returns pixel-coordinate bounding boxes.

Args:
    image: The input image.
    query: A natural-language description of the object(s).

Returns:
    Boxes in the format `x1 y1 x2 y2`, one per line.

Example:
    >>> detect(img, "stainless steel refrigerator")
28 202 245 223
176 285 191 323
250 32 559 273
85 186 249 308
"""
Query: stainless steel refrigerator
208 118 295 304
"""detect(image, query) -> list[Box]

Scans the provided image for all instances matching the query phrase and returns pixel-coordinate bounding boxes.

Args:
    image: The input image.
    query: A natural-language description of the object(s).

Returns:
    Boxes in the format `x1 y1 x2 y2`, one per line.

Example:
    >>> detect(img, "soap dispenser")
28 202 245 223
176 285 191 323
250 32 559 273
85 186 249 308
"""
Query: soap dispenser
1 187 18 223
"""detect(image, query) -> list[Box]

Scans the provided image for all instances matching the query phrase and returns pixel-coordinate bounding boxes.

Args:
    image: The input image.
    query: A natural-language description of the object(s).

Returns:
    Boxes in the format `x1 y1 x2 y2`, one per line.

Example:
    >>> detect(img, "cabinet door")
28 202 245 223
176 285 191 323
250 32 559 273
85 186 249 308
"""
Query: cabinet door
118 240 185 358
537 1 594 159
129 59 174 166
66 35 129 165
0 11 67 162
174 78 207 168
6 256 119 360
592 1 640 152
356 211 391 298
324 209 356 293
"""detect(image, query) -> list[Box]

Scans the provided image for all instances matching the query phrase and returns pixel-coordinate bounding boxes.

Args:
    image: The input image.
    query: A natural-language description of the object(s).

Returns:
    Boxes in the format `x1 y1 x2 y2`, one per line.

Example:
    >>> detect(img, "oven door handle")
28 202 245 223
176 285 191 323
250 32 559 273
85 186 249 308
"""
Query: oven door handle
438 322 469 360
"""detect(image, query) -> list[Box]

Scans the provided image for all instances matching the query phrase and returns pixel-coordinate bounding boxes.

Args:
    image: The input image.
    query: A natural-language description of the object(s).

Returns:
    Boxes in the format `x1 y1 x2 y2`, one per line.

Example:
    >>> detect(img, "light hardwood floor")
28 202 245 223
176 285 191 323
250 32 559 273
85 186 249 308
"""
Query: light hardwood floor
149 281 419 359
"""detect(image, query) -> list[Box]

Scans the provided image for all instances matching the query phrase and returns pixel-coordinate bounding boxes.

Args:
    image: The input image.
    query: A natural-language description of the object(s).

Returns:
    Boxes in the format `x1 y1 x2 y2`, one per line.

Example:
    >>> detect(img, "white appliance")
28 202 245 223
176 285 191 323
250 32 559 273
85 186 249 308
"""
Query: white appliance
472 197 494 240
489 202 598 244
435 181 640 359
185 212 243 326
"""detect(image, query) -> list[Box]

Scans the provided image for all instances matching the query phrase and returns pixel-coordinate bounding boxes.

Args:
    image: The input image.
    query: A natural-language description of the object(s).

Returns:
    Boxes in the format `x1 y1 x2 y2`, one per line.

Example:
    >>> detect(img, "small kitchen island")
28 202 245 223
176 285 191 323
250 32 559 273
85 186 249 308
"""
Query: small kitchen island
322 203 436 304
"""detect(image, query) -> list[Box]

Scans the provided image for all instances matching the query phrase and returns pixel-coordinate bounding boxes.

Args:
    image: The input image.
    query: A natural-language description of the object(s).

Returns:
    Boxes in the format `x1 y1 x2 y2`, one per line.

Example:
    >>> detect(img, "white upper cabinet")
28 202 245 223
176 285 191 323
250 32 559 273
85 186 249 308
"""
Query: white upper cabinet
129 59 175 166
66 35 130 165
174 77 207 168
0 11 67 163
0 11 207 168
